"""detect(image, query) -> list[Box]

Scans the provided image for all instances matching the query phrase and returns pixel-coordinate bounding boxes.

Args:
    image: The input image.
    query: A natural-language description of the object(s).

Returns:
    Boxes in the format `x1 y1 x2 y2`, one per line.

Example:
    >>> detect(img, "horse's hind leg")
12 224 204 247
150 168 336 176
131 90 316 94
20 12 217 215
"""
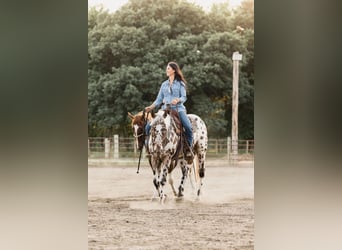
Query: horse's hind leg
177 160 189 197
158 160 170 203
196 153 206 197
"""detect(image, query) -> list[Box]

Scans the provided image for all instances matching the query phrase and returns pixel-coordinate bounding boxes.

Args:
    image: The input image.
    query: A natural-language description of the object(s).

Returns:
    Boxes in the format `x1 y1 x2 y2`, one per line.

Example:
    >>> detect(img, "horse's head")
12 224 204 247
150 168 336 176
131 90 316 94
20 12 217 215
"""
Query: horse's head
128 111 152 150
149 110 178 158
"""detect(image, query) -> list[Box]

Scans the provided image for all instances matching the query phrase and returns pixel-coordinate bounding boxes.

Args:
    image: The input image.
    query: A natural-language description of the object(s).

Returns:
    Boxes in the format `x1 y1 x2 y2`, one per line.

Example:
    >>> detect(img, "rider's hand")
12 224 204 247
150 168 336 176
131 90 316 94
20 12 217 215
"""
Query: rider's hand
145 105 154 112
171 98 179 105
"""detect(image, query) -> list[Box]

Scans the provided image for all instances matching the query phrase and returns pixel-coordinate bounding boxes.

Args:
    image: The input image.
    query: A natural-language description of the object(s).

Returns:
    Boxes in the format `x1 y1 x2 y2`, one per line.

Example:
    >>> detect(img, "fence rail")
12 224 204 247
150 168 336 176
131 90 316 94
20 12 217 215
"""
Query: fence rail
88 136 254 162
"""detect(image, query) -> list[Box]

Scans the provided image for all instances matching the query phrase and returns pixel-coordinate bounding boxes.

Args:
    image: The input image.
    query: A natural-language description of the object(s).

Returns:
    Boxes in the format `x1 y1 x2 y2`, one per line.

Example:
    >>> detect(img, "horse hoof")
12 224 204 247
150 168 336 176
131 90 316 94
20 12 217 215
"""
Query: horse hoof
175 196 184 202
160 196 168 204
151 197 159 202
199 168 205 178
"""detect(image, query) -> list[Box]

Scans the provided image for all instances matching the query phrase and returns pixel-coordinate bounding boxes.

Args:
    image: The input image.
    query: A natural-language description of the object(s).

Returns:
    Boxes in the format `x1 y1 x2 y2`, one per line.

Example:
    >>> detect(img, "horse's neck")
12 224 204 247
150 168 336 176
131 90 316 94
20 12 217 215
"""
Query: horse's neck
133 112 151 125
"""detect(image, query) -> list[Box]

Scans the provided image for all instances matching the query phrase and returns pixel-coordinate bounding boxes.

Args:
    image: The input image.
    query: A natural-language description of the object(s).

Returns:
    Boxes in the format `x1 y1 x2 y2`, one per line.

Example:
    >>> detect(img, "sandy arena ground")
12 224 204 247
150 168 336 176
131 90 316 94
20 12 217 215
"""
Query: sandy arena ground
88 162 254 249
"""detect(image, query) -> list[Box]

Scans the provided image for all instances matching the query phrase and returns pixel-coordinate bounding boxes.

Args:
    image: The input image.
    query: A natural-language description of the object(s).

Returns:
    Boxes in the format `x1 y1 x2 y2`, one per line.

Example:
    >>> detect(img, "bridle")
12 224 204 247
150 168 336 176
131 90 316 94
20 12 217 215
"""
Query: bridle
132 109 147 141
133 132 144 138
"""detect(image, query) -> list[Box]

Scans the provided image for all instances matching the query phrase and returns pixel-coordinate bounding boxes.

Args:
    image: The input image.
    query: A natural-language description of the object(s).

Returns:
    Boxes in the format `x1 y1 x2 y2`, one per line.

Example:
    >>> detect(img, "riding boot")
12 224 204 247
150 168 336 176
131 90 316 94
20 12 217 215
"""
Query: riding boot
145 136 151 158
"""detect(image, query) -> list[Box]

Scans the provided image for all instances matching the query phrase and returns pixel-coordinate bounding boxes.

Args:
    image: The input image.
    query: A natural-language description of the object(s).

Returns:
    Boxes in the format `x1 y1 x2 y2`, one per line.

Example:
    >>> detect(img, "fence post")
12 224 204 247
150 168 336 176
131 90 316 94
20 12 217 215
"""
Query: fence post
113 135 119 159
215 139 218 155
105 138 110 158
246 140 249 154
227 137 231 164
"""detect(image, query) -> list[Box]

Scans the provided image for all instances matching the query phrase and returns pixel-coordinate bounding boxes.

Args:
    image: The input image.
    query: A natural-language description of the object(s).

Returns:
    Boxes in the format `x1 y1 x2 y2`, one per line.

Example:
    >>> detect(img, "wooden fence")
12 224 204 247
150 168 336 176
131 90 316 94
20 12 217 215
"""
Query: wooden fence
88 136 254 161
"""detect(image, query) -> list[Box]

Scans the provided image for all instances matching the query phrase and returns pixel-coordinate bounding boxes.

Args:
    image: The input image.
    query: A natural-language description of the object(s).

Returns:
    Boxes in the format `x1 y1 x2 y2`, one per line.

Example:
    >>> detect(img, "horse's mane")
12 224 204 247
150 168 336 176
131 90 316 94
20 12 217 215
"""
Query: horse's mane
130 111 152 126
150 110 170 127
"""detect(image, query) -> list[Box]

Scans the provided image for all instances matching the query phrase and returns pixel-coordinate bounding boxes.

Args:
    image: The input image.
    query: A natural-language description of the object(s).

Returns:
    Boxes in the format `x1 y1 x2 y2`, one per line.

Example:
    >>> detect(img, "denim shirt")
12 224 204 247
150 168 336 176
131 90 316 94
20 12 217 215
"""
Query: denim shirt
153 79 187 112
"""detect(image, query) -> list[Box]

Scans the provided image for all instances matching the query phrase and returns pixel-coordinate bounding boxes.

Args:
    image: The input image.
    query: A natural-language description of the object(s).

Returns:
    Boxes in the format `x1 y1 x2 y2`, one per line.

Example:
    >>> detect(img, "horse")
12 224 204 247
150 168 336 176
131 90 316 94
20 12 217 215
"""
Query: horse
128 110 178 195
128 109 208 202
128 108 208 202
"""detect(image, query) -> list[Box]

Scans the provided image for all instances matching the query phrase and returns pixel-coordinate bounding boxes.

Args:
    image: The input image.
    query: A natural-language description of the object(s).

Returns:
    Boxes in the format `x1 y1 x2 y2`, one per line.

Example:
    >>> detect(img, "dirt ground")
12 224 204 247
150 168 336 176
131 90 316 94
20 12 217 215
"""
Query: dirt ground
88 163 254 249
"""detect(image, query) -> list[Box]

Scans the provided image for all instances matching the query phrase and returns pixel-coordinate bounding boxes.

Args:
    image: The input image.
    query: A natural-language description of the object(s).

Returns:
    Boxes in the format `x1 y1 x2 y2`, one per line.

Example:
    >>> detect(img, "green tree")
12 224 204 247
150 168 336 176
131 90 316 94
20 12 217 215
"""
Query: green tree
88 0 254 139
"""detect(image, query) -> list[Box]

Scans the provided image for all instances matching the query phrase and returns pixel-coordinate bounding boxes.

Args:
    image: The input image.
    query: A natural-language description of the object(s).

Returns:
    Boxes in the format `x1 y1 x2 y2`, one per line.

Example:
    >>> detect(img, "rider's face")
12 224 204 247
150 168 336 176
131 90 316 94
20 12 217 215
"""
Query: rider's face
166 65 175 77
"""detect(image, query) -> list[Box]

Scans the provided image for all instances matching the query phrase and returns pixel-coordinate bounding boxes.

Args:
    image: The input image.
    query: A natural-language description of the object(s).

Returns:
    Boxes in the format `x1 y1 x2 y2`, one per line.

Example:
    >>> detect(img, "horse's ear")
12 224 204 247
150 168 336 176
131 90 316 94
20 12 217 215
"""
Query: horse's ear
151 109 155 118
128 112 134 120
163 110 167 118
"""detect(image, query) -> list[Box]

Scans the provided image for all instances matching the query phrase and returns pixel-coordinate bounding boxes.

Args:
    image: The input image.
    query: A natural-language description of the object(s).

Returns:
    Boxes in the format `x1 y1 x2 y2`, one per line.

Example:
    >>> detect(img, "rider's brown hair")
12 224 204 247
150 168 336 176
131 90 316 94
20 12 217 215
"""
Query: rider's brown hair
168 62 187 85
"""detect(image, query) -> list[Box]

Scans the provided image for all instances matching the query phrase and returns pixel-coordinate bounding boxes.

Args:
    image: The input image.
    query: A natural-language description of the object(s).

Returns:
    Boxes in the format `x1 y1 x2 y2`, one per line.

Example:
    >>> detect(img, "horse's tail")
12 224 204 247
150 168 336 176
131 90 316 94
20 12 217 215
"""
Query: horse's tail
192 154 200 183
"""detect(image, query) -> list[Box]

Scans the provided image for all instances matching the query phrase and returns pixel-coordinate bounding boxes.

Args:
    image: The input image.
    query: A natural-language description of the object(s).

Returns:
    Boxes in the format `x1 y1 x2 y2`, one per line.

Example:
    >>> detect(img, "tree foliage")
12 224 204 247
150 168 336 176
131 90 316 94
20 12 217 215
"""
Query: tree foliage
88 0 254 139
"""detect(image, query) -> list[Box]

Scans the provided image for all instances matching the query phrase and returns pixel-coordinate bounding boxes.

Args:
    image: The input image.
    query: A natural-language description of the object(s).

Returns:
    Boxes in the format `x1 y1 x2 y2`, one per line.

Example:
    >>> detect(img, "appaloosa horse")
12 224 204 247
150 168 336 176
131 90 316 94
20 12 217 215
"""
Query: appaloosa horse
128 109 208 202
128 110 178 194
147 109 207 202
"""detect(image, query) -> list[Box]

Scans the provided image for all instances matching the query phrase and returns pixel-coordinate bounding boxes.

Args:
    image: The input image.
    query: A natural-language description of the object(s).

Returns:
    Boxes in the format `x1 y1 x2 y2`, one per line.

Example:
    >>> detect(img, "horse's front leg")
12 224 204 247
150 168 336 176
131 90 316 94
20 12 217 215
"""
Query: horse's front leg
196 153 206 197
151 160 161 201
158 158 170 203
152 173 160 201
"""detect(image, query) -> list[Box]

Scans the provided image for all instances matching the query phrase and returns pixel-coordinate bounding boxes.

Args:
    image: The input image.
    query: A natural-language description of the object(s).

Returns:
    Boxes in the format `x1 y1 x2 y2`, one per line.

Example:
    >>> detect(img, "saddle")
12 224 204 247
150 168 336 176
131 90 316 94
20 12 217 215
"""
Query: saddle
167 110 194 164
169 110 182 135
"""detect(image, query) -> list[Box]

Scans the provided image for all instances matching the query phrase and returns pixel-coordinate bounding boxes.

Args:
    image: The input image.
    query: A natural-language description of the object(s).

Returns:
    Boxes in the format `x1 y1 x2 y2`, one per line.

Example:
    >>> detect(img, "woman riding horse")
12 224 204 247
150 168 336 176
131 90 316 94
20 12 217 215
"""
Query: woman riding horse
145 62 193 161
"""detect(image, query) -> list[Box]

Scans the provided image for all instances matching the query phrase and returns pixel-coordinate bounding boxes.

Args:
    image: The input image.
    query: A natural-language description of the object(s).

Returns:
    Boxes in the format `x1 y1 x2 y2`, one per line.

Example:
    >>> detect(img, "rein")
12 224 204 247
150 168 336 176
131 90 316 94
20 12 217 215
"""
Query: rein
133 133 144 138
136 109 147 174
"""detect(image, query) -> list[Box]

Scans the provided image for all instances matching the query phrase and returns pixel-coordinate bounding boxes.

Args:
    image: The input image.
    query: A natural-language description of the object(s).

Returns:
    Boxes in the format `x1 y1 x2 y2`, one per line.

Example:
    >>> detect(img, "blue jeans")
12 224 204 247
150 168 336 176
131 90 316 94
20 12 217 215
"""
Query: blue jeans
145 111 193 147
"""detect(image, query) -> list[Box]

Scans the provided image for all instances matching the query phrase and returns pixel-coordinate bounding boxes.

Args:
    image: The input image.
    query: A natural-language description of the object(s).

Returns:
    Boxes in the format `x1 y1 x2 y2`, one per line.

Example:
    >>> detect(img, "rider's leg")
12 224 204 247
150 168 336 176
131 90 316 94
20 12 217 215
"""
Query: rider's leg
178 111 193 154
145 122 151 146
145 122 151 156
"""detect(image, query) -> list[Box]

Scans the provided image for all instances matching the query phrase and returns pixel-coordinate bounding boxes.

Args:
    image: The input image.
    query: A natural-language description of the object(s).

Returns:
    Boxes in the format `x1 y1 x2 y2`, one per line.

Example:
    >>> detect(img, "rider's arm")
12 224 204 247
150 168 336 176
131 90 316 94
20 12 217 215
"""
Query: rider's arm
178 81 187 104
153 83 164 107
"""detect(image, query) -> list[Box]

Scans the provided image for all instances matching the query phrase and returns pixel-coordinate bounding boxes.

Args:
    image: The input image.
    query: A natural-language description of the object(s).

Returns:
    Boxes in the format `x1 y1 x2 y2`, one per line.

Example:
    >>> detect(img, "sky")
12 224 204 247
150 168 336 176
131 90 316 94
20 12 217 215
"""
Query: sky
88 0 244 13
